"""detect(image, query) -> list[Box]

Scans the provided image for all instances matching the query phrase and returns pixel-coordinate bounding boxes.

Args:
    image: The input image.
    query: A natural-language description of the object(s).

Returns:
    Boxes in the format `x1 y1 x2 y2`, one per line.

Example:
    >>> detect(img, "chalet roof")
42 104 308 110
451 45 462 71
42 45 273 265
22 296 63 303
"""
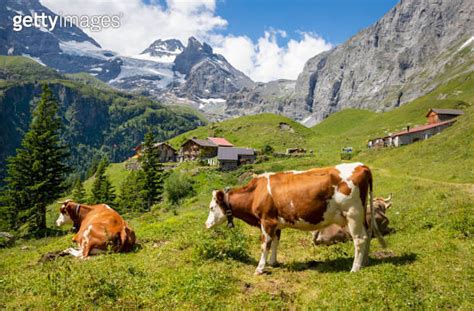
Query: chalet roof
217 147 255 161
426 108 464 117
207 137 234 147
153 142 176 151
185 138 217 147
392 120 455 137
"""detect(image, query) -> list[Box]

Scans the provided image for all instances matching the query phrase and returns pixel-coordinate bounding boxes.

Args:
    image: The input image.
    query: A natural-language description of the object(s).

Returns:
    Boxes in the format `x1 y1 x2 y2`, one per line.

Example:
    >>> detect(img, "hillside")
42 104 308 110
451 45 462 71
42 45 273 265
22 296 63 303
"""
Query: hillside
168 113 313 152
1 62 473 309
0 56 205 180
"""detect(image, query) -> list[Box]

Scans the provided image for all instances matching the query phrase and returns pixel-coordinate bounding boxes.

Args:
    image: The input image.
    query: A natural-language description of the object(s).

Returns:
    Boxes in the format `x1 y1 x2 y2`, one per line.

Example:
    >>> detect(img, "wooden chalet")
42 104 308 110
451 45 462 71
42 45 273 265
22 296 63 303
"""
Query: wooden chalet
133 142 177 162
179 137 233 161
217 147 256 170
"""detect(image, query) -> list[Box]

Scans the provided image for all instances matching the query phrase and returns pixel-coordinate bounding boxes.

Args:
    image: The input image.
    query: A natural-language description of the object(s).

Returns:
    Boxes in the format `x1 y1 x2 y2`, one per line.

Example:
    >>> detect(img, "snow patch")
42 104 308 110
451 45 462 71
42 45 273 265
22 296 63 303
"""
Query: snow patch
199 98 226 104
21 54 46 66
133 53 176 63
458 36 474 51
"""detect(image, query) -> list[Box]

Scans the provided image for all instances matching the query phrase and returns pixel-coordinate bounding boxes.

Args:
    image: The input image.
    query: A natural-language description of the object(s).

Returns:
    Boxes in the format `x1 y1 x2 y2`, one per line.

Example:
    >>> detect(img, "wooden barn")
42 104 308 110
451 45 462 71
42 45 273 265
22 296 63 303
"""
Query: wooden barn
180 138 218 161
426 108 464 125
133 142 177 163
179 137 234 161
217 147 256 170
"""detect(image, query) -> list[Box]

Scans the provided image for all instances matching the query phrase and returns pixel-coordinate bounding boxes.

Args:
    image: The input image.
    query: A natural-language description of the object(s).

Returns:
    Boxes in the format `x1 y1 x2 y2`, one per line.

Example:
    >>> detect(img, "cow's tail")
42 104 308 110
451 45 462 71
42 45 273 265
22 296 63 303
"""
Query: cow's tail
369 170 387 248
119 223 136 252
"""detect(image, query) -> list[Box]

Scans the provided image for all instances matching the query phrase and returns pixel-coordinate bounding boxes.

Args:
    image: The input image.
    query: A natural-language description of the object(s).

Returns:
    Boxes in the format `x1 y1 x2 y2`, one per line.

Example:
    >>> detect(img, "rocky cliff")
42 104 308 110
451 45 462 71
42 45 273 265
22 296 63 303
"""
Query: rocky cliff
226 0 474 126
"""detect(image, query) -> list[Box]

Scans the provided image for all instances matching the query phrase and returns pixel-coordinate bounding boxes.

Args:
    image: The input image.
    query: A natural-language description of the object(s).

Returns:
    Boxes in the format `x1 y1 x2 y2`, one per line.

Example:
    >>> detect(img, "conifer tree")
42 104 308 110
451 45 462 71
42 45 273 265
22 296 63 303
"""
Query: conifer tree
90 157 116 204
140 129 164 210
1 85 69 236
71 178 86 202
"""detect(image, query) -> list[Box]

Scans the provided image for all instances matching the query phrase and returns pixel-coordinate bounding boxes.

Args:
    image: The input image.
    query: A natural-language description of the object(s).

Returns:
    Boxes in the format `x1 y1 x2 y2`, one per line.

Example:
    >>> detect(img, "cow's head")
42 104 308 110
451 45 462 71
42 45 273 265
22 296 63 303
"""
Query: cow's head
56 199 74 227
205 190 227 229
374 194 392 213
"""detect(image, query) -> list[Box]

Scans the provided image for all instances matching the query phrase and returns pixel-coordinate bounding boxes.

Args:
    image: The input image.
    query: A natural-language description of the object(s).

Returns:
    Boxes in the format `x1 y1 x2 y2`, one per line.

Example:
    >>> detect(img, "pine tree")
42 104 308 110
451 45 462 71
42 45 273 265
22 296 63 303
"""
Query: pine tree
71 178 86 202
90 157 116 204
117 170 147 213
139 129 164 210
1 85 69 236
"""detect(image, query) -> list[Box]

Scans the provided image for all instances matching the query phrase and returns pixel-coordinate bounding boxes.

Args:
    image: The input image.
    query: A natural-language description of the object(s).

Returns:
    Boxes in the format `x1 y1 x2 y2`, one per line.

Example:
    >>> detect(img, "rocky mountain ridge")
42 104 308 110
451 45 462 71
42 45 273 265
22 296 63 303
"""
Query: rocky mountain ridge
226 0 474 126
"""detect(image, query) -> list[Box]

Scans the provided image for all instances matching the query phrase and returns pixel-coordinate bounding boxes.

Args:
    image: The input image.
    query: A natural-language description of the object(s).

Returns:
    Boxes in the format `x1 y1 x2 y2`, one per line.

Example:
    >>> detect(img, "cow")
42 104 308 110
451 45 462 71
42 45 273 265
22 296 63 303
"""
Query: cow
205 162 386 274
56 200 136 258
312 195 393 245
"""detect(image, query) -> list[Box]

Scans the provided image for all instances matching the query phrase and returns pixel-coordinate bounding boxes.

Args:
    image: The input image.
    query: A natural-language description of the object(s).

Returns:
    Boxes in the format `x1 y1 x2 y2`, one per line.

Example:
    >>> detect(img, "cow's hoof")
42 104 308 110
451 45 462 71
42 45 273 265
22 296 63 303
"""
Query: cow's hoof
269 261 279 267
254 269 265 276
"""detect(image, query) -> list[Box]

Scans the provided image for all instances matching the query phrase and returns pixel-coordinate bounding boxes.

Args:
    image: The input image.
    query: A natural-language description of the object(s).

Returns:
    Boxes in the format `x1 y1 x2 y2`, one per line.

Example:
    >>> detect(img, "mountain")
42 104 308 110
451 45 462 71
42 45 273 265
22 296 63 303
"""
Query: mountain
139 39 184 62
0 0 123 81
0 0 254 120
0 56 204 181
174 37 254 99
226 0 474 126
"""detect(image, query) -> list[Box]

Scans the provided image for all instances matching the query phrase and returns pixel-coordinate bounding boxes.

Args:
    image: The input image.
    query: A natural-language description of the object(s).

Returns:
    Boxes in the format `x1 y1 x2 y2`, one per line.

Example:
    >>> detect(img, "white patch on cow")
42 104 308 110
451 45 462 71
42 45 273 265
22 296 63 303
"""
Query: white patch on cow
258 173 275 197
287 170 306 174
269 238 279 266
56 212 72 227
256 225 271 274
105 204 112 210
81 224 93 250
65 247 83 257
290 200 295 210
277 216 286 224
205 191 226 228
335 162 363 180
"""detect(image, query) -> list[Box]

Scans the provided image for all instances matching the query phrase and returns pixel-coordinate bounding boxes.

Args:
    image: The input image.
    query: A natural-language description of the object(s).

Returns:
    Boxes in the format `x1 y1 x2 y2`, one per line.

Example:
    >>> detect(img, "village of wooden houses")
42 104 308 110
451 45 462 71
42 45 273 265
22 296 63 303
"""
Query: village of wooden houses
129 107 463 171
129 136 258 171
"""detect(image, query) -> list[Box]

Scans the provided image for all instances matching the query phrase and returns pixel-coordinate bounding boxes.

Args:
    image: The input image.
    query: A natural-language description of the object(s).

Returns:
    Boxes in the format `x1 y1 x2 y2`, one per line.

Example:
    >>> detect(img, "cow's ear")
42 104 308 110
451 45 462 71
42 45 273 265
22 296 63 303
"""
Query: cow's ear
216 190 225 203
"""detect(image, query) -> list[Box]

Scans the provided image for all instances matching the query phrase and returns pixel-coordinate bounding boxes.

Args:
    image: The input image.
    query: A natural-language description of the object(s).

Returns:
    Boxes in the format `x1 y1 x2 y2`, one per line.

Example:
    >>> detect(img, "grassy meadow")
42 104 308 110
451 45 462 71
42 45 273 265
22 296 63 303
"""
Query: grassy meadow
1 73 473 309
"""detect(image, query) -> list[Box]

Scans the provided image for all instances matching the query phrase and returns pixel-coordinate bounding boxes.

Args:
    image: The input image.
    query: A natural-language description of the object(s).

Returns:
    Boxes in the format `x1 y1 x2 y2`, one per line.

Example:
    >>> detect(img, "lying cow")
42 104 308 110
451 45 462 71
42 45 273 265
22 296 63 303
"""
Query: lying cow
206 162 386 274
313 195 392 245
56 200 136 258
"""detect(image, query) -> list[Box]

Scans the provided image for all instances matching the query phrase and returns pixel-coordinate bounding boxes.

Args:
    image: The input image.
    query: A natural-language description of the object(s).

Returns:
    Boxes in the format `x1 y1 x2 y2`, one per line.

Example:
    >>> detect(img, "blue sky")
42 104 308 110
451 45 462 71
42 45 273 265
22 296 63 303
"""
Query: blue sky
217 0 399 45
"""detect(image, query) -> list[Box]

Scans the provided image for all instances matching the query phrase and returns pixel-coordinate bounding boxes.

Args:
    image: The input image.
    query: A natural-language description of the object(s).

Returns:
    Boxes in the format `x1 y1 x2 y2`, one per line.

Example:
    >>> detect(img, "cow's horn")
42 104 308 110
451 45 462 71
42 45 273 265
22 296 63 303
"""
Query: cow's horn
57 199 72 204
384 194 392 203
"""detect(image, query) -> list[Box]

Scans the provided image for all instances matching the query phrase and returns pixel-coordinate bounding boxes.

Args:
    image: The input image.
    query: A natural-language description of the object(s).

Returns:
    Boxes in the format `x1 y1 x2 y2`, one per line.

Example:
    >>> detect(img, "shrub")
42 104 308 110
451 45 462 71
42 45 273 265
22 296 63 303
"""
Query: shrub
261 144 274 155
164 171 195 205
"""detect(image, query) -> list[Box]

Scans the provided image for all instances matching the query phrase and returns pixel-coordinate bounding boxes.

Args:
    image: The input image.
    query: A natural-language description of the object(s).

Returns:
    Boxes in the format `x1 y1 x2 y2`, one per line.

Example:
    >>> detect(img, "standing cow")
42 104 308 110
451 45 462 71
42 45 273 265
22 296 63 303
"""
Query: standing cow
205 162 386 274
56 200 136 258
312 195 393 245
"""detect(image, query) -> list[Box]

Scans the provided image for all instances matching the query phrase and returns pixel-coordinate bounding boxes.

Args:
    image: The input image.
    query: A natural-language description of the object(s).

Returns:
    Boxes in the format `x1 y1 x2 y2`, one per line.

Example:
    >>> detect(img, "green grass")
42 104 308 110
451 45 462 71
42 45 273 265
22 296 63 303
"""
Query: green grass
1 57 474 309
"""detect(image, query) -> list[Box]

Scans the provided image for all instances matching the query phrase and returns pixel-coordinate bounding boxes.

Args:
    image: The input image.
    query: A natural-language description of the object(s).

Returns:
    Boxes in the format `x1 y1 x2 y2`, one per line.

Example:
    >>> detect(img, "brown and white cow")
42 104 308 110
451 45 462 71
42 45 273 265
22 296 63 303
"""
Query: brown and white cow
205 162 386 274
56 200 136 258
312 195 393 245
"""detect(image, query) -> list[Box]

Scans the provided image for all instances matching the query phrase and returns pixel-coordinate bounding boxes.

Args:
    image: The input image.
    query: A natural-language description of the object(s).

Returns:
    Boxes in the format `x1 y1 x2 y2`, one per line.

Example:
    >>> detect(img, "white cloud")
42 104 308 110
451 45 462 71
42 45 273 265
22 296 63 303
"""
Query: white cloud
41 0 227 55
212 31 332 82
40 0 332 82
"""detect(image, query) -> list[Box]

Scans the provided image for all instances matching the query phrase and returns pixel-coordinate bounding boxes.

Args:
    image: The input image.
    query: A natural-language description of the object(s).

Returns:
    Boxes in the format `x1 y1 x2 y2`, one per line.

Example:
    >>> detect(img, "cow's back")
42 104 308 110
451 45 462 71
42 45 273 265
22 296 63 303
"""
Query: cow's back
254 168 341 227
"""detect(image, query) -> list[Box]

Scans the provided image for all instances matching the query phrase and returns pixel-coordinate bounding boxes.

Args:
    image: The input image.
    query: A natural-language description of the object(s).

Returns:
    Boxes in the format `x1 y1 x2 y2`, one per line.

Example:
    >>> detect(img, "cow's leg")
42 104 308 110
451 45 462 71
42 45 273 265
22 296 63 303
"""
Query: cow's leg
269 229 281 266
255 222 276 275
62 247 83 257
346 208 369 272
